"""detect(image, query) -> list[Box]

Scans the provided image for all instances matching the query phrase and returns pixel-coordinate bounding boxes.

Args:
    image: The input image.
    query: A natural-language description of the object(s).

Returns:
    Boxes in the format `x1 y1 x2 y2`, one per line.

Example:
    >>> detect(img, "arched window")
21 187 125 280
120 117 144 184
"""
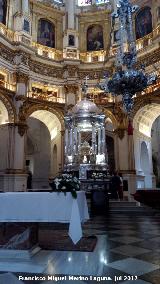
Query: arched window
95 0 109 4
87 25 104 51
0 0 7 25
135 7 152 39
78 0 92 6
37 19 55 48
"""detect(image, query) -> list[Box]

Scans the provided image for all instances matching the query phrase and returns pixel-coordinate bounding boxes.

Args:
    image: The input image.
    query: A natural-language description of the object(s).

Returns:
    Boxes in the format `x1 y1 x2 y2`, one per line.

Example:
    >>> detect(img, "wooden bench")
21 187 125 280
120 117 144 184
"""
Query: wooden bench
133 189 160 210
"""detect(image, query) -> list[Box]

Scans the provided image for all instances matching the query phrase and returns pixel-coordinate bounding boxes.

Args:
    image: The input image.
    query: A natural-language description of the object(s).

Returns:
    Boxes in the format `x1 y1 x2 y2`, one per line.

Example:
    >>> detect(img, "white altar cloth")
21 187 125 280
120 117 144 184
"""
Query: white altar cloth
0 191 89 244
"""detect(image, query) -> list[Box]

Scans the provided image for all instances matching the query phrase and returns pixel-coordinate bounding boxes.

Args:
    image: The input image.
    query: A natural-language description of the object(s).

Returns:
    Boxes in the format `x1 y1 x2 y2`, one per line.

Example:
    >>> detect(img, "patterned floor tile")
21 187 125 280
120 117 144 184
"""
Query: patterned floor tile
141 269 160 284
121 280 152 284
133 240 160 250
0 273 23 284
148 236 160 242
108 229 138 235
111 245 151 257
109 236 144 244
136 252 160 266
107 258 159 276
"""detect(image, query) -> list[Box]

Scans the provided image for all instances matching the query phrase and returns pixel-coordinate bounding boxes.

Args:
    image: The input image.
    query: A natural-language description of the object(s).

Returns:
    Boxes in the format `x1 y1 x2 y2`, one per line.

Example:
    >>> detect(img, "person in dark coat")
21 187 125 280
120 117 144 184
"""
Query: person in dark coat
111 171 121 200
27 171 32 189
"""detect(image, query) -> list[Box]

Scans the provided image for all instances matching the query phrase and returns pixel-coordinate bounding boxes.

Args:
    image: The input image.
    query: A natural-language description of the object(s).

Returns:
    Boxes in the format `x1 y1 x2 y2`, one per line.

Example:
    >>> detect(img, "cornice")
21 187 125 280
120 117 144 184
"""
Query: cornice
78 9 111 18
136 47 160 68
32 0 65 16
0 37 159 80
29 59 64 78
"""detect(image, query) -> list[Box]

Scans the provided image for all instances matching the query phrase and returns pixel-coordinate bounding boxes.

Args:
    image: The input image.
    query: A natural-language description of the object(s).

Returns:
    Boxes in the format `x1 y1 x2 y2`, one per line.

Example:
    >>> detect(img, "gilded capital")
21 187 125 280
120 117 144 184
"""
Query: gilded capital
64 85 79 94
16 72 29 84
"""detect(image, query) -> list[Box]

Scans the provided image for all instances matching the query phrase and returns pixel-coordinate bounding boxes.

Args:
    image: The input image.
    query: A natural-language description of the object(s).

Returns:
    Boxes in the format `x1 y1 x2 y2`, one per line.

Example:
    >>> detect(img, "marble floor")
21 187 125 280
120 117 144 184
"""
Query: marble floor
0 211 160 284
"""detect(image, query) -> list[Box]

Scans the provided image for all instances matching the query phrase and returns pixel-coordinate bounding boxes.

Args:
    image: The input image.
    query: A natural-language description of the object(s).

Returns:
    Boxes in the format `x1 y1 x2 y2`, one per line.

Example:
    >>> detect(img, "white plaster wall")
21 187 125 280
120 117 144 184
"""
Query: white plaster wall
51 131 62 177
27 117 51 189
117 131 129 171
134 131 153 188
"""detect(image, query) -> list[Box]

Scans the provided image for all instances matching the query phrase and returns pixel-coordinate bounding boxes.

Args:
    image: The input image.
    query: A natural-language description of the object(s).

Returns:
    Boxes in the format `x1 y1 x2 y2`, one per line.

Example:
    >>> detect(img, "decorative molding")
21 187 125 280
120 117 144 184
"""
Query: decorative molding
16 72 29 84
0 43 15 64
114 128 126 140
0 92 16 123
15 122 28 137
18 100 65 130
64 85 79 94
29 60 63 78
131 93 160 119
78 68 113 80
64 65 78 77
136 47 160 69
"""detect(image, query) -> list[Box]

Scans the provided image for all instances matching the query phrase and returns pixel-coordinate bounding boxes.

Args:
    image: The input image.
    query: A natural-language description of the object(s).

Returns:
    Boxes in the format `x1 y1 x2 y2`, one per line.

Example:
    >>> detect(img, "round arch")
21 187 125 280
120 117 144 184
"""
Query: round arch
23 104 64 131
132 95 160 188
103 109 118 130
132 95 160 137
0 93 16 123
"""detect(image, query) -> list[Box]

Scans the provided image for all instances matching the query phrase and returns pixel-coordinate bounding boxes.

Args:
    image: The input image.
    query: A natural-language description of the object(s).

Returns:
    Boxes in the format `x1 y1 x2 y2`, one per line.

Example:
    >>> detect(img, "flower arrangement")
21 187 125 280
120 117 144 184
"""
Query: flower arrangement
49 174 80 199
92 172 107 180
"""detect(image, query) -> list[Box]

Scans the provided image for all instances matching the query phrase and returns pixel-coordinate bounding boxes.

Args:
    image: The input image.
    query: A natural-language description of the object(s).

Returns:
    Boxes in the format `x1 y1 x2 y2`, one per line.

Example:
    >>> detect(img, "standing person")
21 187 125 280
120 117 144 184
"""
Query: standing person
118 173 124 201
27 171 32 190
111 171 121 200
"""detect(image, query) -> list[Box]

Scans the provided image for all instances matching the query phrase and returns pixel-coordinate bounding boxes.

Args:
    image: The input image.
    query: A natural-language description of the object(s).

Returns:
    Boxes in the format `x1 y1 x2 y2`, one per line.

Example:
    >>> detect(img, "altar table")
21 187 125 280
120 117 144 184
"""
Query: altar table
0 191 89 244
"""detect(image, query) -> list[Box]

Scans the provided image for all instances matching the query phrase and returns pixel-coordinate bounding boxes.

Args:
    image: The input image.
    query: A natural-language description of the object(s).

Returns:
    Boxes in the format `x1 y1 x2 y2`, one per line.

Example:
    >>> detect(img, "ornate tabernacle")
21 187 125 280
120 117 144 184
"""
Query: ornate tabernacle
64 91 108 179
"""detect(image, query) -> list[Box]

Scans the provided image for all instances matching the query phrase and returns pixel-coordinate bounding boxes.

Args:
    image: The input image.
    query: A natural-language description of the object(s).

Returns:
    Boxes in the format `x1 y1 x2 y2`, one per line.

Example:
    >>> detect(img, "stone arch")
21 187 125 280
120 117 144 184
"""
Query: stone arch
131 94 160 137
0 93 16 123
103 109 118 130
131 94 160 118
132 95 160 188
20 103 64 130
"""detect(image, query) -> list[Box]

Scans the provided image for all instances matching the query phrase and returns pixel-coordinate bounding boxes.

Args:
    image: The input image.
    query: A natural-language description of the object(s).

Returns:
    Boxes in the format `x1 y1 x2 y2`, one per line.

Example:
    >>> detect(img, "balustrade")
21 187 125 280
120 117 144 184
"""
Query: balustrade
0 23 159 63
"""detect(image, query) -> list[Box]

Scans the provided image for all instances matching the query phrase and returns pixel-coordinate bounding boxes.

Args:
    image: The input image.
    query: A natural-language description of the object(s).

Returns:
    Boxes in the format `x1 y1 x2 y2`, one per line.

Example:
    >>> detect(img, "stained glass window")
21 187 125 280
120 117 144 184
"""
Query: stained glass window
54 0 63 3
78 0 92 6
96 0 109 4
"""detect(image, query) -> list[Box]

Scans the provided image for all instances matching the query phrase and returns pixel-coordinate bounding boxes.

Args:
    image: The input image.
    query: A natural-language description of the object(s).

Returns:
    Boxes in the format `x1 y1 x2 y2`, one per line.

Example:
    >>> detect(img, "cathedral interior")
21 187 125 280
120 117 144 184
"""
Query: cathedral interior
0 0 160 283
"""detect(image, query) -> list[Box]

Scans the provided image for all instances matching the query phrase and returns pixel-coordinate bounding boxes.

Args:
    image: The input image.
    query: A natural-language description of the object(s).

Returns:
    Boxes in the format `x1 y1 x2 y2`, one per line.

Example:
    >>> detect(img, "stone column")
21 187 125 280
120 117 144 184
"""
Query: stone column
13 0 31 45
22 0 29 14
16 72 28 96
113 0 119 12
67 0 75 30
61 130 65 171
0 71 30 192
63 0 79 59
0 124 28 192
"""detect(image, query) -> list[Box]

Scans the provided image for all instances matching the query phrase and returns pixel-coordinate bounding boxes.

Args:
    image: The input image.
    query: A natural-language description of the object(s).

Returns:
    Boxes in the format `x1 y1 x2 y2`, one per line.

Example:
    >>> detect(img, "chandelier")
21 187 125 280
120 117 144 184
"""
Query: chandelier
98 0 157 114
